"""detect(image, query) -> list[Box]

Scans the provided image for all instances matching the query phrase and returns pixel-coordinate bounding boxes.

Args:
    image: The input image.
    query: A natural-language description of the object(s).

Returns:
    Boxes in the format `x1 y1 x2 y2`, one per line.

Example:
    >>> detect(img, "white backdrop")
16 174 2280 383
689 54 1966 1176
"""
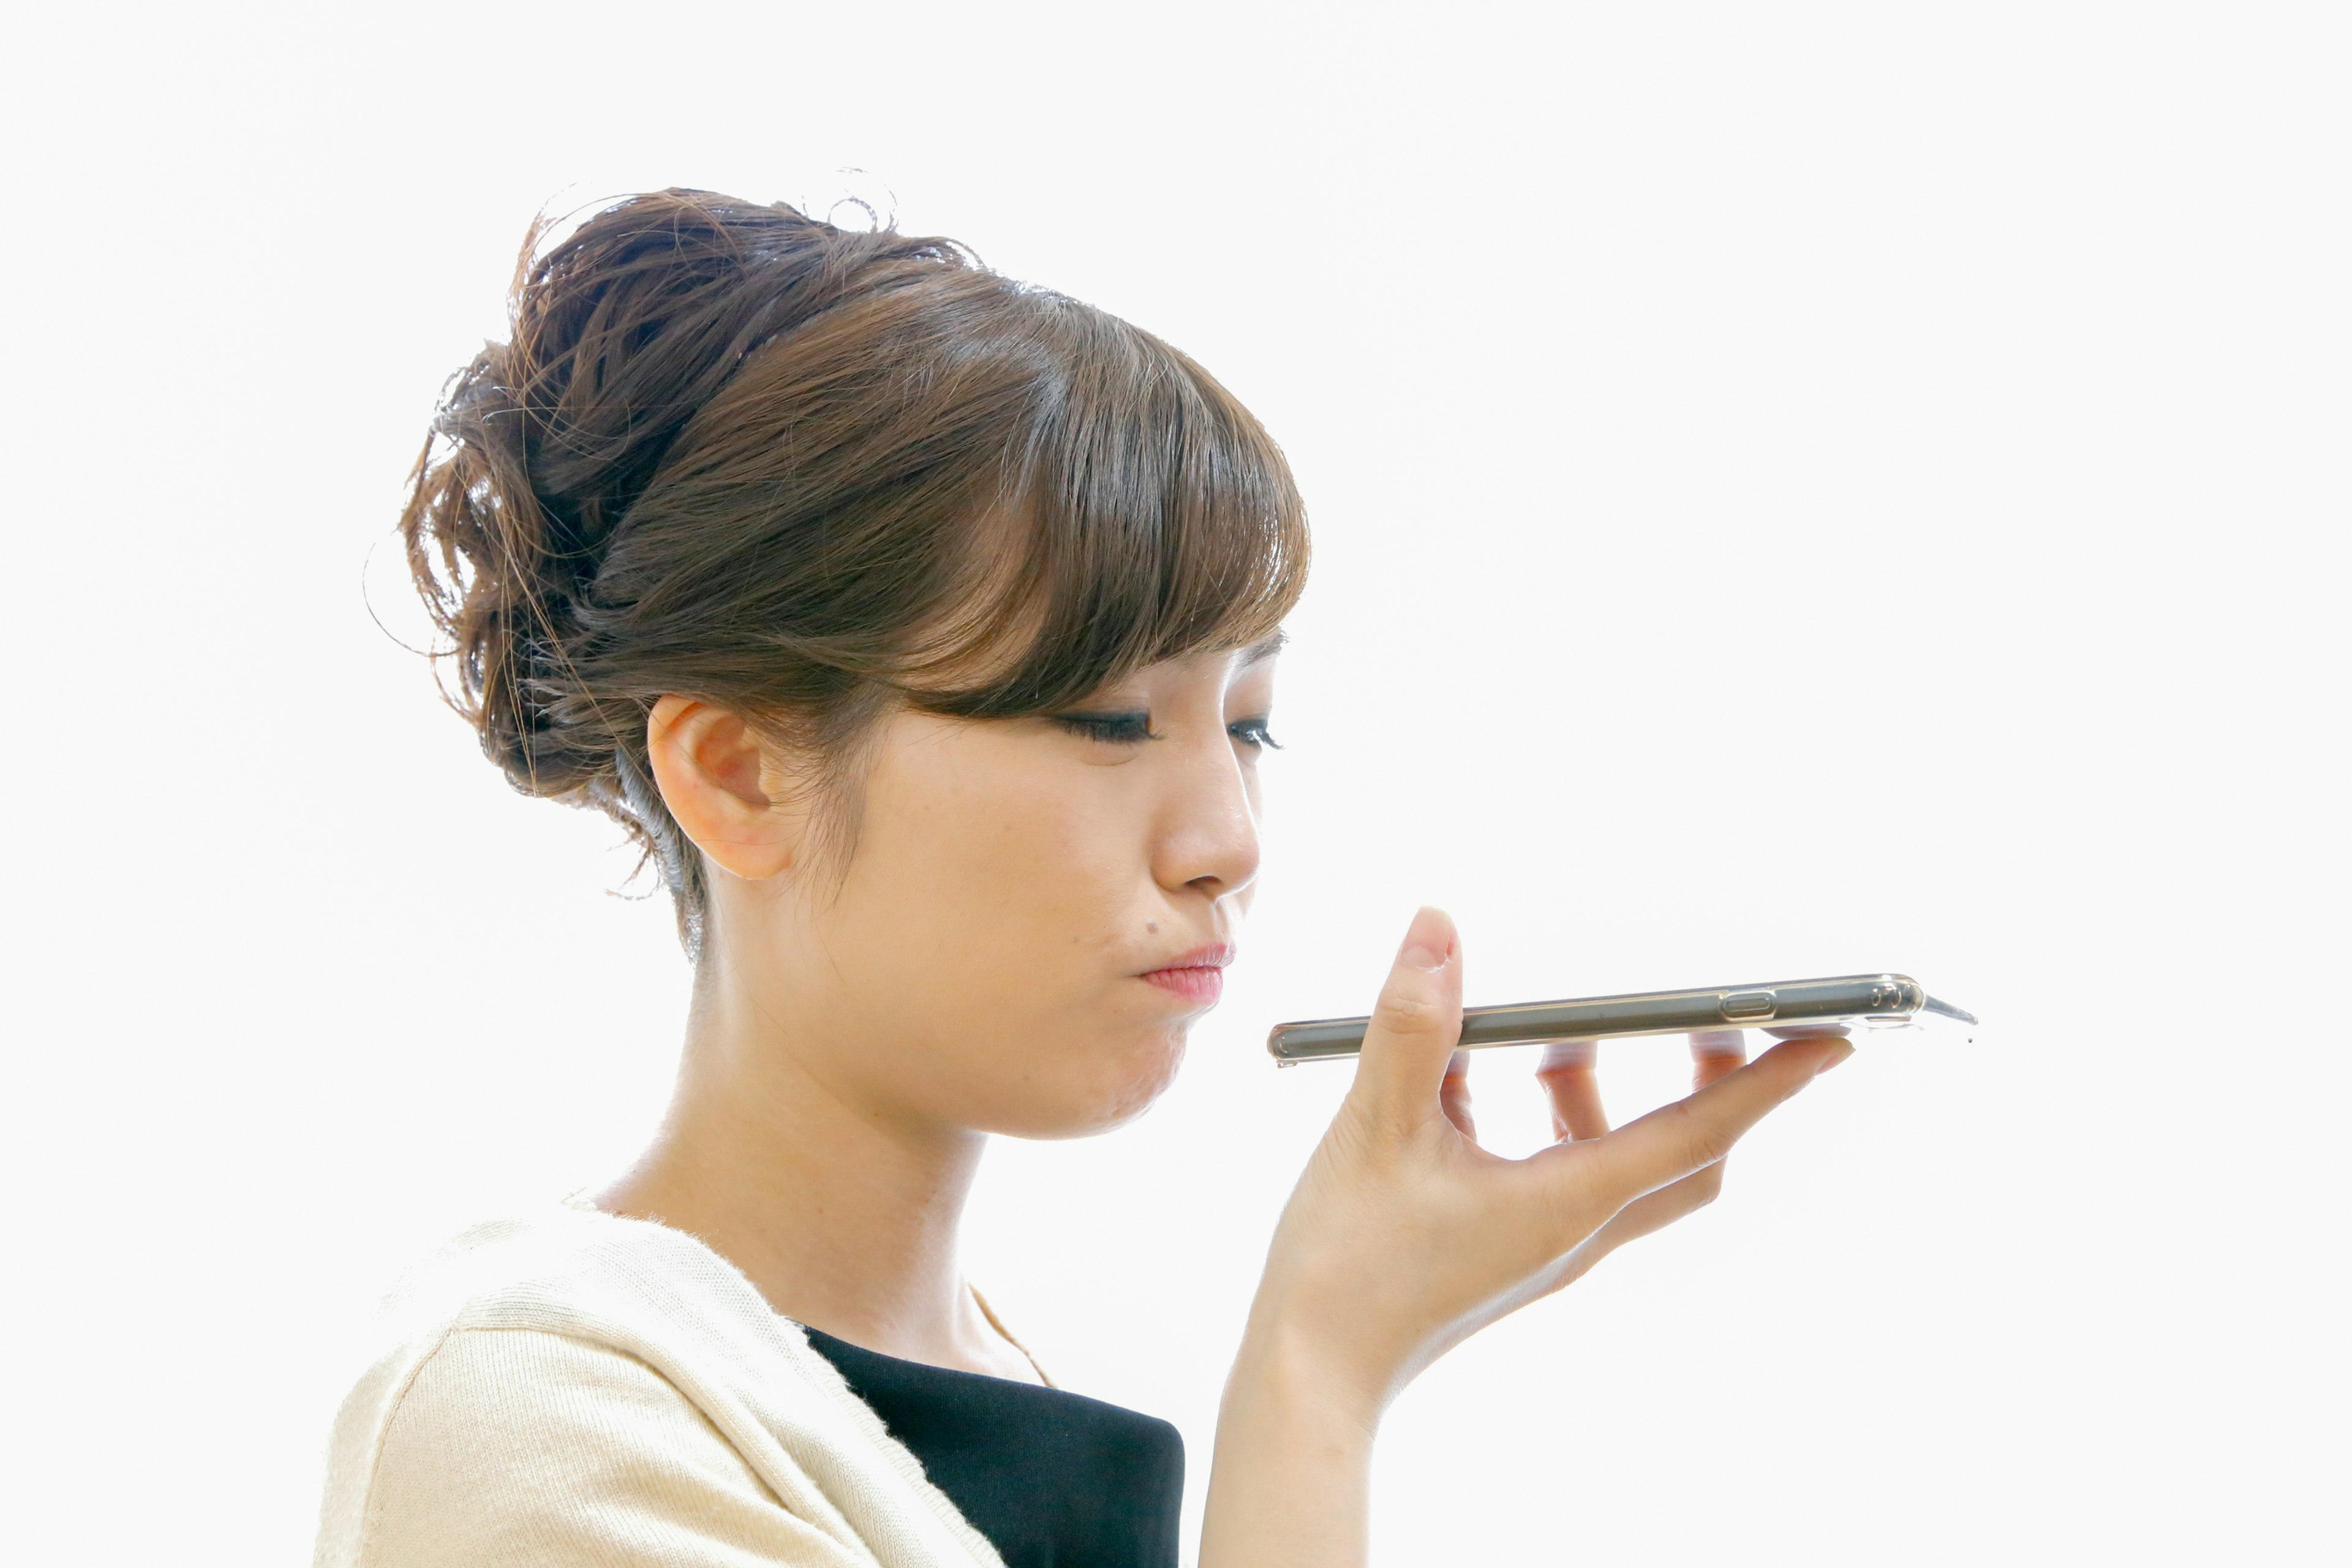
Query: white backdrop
4 4 2344 1563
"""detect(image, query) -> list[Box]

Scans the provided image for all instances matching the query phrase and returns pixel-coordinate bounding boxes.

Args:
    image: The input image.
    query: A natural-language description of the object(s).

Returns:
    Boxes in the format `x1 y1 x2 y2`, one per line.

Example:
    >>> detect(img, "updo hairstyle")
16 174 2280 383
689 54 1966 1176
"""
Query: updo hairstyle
400 189 1309 954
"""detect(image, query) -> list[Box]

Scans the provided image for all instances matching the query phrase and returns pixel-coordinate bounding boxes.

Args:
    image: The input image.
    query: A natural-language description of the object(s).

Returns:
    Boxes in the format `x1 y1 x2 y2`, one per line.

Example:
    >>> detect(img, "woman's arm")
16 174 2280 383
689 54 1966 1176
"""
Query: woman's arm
1199 908 1849 1568
337 1328 870 1568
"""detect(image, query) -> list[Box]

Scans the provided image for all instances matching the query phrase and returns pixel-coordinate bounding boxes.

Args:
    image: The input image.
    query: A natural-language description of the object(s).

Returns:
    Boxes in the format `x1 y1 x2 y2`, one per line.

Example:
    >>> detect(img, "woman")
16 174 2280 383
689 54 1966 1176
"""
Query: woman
316 188 1850 1568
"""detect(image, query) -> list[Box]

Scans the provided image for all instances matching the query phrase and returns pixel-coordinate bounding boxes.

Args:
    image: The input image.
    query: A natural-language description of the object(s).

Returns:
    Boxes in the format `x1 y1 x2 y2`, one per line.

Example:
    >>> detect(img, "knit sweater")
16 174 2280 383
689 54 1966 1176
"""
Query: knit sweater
312 1201 1009 1567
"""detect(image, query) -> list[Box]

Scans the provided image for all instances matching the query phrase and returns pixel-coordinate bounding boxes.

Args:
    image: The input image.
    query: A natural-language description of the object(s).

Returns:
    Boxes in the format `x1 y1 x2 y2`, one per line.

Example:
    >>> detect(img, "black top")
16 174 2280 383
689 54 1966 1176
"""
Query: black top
801 1325 1184 1568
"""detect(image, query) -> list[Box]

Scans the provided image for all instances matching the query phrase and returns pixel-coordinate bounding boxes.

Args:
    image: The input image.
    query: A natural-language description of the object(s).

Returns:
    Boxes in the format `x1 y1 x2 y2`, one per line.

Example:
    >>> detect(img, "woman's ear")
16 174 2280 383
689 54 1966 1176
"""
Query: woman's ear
644 695 804 880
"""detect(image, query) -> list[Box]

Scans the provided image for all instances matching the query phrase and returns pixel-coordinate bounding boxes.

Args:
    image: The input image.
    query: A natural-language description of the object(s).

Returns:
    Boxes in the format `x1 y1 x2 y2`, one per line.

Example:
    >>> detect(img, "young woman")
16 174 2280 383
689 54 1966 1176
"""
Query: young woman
315 188 1851 1568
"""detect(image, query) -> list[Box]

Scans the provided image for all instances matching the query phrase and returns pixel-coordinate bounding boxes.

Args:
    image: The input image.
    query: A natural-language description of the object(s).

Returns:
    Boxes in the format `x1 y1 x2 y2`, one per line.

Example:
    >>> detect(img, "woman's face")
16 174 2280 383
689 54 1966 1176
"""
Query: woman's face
736 639 1281 1140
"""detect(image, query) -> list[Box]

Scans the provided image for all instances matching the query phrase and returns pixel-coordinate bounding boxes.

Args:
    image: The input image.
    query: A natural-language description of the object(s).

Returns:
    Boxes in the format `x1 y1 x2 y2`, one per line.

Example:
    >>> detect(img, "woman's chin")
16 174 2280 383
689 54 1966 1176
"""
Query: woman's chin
988 1030 1189 1140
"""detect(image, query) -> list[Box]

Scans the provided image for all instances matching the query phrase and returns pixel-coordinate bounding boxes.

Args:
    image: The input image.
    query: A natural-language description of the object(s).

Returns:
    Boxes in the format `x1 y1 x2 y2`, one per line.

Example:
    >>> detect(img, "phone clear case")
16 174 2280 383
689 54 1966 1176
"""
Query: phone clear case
1268 973 1977 1065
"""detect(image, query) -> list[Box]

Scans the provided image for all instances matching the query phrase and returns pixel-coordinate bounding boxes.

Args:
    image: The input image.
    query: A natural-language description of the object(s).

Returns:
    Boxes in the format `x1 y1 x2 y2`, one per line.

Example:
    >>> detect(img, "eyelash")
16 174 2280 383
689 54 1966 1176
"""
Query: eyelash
1229 717 1283 751
1051 712 1283 751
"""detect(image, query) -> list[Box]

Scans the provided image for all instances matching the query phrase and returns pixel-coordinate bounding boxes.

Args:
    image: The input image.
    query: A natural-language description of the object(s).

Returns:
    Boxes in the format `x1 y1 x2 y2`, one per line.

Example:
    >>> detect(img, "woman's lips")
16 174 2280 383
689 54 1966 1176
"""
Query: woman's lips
1137 943 1232 1004
1140 965 1225 1003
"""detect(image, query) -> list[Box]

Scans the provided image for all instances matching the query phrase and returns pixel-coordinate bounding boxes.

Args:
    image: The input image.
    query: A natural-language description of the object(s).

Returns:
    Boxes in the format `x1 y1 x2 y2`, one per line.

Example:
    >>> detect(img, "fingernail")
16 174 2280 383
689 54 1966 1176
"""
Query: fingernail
1396 907 1452 971
1813 1039 1856 1075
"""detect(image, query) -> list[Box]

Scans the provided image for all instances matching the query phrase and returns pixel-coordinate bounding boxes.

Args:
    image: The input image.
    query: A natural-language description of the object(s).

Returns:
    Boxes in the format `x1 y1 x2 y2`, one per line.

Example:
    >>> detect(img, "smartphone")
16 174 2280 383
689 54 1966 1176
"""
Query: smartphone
1267 973 1977 1065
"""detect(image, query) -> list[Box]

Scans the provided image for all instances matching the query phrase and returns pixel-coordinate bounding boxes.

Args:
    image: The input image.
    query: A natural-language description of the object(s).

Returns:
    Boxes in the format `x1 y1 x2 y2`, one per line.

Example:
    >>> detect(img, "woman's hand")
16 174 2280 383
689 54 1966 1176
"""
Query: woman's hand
1200 907 1849 1568
1515 1025 1759 1294
1257 903 1847 1411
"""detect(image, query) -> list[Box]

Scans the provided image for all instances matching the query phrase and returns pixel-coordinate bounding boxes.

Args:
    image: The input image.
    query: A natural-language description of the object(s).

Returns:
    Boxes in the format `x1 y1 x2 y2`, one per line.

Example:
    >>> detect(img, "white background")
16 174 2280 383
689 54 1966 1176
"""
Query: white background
4 4 2345 1563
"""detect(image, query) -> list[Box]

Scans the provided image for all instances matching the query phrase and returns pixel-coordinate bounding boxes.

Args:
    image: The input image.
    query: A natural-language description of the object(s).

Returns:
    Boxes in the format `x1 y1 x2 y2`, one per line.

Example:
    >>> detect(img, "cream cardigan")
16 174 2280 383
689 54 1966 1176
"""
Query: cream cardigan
313 1202 1008 1567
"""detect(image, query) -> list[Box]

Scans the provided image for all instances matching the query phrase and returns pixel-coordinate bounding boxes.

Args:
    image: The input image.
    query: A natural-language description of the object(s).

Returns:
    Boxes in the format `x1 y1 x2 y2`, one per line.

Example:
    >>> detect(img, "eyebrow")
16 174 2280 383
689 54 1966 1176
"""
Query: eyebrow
1234 630 1288 669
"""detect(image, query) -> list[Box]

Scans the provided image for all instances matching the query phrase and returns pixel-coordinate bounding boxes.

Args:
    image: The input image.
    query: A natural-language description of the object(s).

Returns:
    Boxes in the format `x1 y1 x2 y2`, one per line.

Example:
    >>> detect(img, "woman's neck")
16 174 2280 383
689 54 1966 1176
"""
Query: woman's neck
591 964 1038 1383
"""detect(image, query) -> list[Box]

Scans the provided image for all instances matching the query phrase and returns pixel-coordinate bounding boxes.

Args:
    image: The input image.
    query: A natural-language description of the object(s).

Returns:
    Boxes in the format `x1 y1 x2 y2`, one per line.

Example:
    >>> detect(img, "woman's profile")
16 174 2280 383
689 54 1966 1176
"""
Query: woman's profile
315 187 1852 1568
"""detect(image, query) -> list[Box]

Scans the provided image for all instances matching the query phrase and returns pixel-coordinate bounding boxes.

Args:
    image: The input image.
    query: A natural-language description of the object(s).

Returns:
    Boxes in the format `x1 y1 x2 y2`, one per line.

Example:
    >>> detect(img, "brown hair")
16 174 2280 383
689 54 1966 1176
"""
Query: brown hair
401 188 1309 954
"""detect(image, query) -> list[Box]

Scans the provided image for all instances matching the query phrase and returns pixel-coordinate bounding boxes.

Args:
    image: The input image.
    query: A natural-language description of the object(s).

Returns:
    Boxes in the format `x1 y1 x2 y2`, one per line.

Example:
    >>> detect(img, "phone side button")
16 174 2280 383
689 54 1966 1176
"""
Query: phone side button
1721 989 1777 1022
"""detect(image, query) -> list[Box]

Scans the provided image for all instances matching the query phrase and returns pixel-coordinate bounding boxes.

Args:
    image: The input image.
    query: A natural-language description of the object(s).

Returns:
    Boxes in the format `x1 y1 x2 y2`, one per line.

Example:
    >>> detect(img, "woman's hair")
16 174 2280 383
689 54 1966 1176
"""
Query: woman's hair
401 188 1309 954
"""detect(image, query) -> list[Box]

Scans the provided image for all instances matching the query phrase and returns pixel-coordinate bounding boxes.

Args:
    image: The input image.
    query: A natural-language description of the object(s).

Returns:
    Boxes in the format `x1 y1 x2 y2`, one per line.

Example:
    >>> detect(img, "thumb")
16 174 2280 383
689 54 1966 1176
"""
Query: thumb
1346 906 1464 1129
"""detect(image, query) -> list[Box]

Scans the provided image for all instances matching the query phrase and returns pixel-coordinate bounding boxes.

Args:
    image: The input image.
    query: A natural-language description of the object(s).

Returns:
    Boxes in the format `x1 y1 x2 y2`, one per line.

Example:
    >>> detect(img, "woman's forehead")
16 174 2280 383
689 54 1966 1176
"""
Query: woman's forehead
1127 634 1286 688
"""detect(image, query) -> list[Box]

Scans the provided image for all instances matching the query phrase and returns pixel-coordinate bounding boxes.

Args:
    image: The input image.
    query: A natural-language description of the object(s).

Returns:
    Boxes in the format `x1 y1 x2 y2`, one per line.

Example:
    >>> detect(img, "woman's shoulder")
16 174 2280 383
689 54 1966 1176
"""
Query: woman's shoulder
349 1200 780 1362
334 1322 862 1567
314 1202 1002 1568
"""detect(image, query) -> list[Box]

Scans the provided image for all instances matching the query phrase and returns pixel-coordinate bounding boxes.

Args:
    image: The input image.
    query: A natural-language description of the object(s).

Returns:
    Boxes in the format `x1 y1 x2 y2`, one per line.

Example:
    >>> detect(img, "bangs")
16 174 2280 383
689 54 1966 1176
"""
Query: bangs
906 292 1309 717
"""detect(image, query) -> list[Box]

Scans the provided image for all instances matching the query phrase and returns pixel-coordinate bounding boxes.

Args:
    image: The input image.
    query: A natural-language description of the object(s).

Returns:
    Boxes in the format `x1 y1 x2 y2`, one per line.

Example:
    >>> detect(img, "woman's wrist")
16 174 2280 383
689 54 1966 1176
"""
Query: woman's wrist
1224 1309 1388 1442
1202 1315 1385 1568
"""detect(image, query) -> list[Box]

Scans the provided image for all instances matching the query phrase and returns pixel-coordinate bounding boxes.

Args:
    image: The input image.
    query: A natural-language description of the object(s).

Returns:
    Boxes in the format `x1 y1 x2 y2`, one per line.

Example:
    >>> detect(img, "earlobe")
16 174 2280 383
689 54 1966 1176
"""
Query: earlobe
644 695 801 880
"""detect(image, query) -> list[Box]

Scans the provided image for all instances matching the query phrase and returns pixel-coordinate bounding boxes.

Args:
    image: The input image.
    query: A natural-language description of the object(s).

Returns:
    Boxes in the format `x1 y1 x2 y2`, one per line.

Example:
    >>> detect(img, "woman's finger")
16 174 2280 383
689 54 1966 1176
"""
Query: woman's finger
1544 1035 1851 1214
1545 1158 1732 1297
1439 1052 1476 1139
1535 1038 1608 1142
1343 906 1465 1132
1688 1029 1748 1091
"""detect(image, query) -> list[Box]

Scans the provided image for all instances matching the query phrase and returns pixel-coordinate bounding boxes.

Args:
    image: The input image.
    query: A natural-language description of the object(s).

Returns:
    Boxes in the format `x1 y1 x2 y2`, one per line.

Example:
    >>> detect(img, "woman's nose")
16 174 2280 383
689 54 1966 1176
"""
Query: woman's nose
1152 731 1262 900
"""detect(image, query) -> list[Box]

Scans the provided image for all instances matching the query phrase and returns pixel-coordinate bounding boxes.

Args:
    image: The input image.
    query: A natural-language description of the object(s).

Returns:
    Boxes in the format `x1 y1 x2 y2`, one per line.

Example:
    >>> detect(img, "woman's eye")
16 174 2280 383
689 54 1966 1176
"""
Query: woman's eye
1229 717 1283 751
1052 710 1159 745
